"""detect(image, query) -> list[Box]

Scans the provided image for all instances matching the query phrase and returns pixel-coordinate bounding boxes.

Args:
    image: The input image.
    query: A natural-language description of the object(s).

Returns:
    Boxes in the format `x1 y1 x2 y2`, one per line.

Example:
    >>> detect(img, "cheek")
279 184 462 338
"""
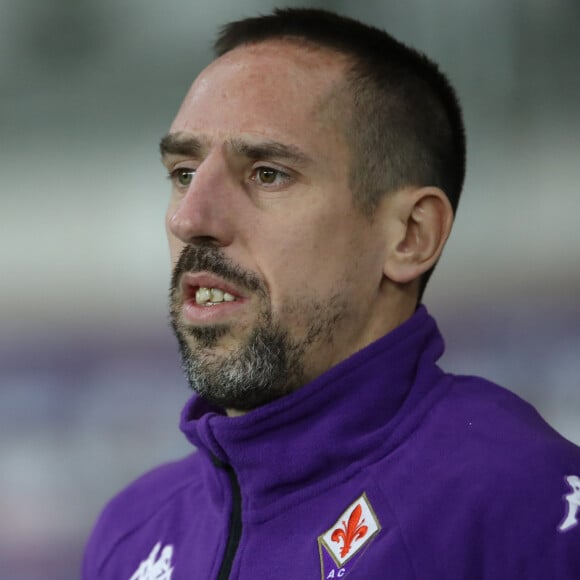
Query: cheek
270 218 380 302
261 233 345 307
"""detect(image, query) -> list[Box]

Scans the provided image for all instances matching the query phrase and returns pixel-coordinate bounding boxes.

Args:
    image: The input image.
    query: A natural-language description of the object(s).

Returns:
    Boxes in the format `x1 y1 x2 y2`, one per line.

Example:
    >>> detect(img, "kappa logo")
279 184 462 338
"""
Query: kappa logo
318 493 381 579
559 475 580 532
129 541 174 580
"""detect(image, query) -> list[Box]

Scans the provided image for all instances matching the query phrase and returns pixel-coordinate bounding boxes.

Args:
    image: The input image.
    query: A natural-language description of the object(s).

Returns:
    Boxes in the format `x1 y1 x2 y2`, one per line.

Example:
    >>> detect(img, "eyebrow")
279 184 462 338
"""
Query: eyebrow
228 138 312 166
159 134 205 159
159 133 312 166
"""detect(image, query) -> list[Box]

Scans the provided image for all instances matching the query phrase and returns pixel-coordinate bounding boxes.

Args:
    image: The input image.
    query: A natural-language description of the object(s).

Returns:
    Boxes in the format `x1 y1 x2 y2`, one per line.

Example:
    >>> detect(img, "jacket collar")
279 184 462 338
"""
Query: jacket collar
180 306 446 521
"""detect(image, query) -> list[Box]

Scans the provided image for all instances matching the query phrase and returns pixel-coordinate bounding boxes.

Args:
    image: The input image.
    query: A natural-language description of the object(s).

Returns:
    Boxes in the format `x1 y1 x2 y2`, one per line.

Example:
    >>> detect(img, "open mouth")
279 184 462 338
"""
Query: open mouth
180 273 246 322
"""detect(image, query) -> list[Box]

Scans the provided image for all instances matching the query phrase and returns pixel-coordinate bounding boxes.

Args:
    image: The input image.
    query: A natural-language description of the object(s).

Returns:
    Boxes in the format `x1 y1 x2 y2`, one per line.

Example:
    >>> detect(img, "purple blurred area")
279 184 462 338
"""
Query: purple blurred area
0 330 190 579
1 1 579 578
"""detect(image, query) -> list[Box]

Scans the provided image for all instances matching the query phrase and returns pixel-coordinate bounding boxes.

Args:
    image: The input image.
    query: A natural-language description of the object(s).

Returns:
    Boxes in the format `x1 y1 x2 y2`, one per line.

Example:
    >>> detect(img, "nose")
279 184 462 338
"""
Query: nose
167 151 236 247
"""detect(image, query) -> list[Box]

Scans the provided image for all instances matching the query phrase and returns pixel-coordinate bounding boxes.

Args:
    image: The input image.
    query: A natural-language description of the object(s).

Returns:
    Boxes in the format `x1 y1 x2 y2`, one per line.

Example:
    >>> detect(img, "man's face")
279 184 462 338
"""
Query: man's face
163 41 393 412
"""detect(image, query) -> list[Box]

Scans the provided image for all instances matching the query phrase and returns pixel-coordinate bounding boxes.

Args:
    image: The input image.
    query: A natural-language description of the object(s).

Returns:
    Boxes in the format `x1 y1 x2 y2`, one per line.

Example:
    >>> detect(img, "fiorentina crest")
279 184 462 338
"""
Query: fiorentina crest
318 493 381 579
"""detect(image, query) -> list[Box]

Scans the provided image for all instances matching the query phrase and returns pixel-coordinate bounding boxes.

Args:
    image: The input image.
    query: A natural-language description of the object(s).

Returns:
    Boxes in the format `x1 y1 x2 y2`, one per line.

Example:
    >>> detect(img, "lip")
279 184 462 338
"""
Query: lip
178 271 248 325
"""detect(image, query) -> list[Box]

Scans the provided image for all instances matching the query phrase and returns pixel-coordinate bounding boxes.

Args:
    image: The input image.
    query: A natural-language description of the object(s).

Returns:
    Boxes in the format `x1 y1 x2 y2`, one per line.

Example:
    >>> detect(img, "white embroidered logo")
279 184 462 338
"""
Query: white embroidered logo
129 542 174 580
559 475 580 532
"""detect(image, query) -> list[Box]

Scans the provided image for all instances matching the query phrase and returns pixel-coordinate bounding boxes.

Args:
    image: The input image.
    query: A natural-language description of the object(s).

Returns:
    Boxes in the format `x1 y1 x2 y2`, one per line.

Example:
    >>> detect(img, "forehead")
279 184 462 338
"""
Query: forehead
169 41 348 144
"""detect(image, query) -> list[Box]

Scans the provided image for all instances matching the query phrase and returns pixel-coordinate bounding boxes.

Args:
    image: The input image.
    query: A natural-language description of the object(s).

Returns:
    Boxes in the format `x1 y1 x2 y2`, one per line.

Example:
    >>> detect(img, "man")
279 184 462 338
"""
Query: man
83 8 580 579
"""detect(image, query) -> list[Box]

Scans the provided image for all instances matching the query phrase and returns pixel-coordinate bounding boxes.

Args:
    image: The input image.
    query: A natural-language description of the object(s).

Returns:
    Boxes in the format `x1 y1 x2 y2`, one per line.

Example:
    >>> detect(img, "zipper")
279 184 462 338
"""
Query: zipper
213 455 242 580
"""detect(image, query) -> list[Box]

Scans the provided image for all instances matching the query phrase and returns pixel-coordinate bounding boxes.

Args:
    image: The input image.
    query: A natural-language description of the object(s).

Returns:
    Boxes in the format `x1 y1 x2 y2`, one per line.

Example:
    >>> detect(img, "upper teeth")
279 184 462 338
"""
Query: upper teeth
195 287 236 305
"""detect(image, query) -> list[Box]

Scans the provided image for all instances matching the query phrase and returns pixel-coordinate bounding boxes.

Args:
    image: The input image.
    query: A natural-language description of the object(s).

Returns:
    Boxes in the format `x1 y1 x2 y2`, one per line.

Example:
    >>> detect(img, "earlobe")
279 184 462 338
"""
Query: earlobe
383 187 453 284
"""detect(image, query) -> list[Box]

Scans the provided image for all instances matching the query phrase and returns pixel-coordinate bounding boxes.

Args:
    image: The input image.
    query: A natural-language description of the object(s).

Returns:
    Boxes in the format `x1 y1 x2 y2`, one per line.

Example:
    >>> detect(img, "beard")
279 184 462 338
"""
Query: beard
169 244 347 412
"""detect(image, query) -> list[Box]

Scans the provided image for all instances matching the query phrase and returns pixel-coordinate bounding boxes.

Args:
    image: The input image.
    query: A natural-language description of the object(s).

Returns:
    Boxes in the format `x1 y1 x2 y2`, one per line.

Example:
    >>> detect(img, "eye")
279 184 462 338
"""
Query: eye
252 166 290 187
256 167 278 184
169 168 195 188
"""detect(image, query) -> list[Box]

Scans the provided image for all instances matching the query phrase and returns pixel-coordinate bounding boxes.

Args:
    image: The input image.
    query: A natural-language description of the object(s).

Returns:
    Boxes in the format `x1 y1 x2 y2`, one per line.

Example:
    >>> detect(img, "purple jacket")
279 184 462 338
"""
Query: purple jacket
83 307 580 579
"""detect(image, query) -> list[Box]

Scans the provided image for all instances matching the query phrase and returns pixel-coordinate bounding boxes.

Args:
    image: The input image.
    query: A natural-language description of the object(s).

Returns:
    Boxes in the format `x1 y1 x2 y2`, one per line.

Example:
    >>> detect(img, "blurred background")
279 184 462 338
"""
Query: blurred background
1 0 579 578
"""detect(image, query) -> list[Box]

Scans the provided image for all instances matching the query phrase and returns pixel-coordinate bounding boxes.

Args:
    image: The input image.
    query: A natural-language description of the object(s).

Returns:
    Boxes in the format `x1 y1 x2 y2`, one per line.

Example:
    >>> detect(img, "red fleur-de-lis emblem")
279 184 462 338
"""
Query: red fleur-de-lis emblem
330 503 369 558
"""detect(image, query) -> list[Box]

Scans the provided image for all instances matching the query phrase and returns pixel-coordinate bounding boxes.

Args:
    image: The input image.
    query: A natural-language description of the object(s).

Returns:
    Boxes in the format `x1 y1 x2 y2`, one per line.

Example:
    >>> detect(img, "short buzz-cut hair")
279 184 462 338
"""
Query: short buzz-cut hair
214 8 466 300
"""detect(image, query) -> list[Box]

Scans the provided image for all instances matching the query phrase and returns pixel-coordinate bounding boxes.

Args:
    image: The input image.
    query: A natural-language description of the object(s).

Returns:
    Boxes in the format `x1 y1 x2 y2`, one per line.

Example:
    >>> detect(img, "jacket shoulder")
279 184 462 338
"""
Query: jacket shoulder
384 374 580 578
83 452 203 575
441 374 579 460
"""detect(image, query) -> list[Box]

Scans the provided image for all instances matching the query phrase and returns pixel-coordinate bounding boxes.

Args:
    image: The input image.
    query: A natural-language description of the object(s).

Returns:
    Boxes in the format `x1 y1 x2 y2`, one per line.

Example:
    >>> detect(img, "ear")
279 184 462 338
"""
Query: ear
382 187 454 285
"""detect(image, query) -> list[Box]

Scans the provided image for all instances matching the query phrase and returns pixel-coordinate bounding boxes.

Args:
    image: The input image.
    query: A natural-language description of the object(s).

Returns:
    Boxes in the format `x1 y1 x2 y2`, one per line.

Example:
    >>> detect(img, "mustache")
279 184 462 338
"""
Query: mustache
170 244 265 295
